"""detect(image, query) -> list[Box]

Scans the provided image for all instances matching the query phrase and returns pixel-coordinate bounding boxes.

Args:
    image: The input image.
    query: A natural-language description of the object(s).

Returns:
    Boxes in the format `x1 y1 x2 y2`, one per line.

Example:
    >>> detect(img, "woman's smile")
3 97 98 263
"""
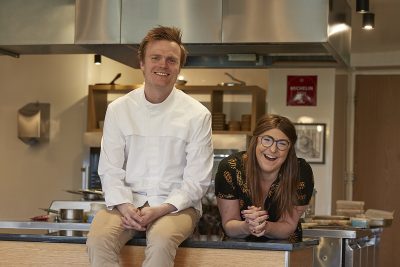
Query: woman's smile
256 128 290 177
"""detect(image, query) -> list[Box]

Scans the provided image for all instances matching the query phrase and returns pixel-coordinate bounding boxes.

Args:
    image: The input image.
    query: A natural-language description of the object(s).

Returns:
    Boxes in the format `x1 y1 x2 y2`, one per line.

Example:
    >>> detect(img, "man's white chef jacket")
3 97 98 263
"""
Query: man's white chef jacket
98 87 213 215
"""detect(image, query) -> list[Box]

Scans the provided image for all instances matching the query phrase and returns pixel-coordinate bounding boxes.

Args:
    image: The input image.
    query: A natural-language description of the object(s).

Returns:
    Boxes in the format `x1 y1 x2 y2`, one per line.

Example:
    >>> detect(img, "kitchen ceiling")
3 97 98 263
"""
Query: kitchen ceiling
0 0 350 68
0 0 398 68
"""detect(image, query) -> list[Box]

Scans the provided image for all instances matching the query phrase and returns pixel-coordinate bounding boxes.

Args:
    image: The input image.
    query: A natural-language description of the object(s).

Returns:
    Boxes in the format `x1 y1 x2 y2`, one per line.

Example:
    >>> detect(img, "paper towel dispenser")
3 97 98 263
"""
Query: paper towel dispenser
17 102 50 145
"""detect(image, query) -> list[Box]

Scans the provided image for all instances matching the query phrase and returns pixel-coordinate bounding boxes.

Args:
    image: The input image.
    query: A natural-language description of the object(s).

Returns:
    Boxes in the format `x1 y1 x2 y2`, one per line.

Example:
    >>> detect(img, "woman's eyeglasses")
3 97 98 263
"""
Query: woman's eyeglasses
259 135 290 151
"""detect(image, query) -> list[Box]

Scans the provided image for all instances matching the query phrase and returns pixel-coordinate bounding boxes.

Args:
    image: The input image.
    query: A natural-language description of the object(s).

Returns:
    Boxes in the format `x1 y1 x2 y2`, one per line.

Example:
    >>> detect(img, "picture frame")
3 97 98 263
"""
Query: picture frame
294 123 326 164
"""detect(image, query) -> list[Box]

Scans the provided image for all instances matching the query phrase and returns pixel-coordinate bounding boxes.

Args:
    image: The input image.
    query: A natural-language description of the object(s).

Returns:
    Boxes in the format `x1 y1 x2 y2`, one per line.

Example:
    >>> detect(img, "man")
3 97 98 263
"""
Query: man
86 26 213 267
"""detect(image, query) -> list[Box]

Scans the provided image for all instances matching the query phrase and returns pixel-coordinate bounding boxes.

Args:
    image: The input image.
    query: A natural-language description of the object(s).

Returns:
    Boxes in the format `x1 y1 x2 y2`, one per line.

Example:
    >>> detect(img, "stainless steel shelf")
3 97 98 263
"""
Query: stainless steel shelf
303 226 382 239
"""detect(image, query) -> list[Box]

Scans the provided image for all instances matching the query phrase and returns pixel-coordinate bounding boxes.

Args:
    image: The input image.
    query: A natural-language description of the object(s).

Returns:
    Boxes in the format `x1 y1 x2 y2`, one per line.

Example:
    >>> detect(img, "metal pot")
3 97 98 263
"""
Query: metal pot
59 230 84 237
41 208 84 222
59 209 84 222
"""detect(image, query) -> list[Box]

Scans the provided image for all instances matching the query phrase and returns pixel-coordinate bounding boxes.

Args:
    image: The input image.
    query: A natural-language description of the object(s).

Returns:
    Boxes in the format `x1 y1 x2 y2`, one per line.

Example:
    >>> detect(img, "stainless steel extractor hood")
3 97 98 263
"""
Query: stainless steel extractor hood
0 0 351 68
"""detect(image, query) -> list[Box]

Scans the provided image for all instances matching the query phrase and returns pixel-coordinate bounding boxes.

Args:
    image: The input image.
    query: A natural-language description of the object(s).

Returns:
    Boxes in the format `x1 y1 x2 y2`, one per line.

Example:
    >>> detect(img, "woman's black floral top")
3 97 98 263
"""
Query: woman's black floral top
215 151 314 242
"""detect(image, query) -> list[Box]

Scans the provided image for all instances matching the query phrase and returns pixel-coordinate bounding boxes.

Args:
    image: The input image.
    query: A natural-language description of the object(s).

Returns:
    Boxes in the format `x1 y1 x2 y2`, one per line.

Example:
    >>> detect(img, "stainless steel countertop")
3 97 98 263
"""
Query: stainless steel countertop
303 226 382 239
0 221 90 231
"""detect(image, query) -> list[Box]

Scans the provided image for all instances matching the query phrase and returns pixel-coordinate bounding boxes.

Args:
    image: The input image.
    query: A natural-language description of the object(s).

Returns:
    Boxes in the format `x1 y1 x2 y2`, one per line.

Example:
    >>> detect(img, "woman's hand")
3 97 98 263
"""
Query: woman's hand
217 198 253 238
242 206 269 237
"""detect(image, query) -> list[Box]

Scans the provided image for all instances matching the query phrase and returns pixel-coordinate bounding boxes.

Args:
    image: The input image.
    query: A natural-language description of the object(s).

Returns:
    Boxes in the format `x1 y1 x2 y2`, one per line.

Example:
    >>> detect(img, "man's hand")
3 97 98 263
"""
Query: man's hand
117 203 146 231
139 204 177 226
117 203 177 229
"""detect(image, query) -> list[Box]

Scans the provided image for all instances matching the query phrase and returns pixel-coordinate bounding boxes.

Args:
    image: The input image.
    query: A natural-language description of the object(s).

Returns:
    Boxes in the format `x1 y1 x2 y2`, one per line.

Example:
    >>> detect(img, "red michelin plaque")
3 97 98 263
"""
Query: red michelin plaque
287 75 317 106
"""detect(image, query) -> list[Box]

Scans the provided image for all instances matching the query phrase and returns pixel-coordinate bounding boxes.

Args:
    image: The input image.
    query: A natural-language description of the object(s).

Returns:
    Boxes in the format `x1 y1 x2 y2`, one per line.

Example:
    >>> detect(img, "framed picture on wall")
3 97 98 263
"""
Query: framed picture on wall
294 123 326 164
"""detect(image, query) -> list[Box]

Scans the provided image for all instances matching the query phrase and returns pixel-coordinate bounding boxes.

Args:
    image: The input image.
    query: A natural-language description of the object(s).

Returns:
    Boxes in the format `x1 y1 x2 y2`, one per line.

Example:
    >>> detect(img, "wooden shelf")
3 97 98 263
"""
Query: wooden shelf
178 85 266 134
86 84 266 134
86 84 142 132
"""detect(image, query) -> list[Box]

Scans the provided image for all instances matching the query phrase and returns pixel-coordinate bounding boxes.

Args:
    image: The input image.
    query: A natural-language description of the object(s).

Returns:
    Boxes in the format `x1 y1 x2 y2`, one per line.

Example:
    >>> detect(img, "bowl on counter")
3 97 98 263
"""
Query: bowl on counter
175 79 187 85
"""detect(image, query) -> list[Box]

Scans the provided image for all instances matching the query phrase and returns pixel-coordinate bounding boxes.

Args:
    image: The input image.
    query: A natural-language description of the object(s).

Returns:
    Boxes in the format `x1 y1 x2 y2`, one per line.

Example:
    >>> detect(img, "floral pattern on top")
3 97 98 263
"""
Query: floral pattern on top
215 151 314 243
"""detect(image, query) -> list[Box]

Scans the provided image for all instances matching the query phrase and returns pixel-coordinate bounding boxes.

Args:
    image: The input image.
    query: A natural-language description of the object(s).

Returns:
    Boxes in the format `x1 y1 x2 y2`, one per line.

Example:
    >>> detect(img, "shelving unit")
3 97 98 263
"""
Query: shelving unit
177 85 266 134
86 84 142 132
86 84 266 134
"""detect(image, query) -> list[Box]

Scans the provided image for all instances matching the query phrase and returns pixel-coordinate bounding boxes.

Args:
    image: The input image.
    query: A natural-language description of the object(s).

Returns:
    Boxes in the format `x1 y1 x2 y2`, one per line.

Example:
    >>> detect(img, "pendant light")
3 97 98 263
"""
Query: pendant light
356 0 369 13
362 13 375 30
94 54 101 65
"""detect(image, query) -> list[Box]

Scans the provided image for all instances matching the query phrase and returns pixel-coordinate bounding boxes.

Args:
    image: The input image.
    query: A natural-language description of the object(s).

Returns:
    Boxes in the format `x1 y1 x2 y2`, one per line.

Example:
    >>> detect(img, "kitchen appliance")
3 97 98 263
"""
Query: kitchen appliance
88 147 101 189
304 226 382 267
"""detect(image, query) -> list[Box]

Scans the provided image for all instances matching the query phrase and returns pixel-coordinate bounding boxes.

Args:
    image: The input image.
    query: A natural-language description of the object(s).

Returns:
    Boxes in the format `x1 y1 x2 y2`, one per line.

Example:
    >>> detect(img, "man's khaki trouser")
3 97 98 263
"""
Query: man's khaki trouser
86 207 199 267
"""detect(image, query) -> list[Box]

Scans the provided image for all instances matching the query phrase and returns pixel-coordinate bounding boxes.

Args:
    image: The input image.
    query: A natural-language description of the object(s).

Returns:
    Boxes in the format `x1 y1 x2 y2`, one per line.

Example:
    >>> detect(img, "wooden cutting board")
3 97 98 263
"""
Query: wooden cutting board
311 215 350 226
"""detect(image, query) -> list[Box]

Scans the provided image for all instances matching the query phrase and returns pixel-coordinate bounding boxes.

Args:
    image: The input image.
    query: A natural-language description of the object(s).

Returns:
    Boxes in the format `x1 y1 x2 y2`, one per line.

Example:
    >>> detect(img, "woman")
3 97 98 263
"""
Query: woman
215 114 314 242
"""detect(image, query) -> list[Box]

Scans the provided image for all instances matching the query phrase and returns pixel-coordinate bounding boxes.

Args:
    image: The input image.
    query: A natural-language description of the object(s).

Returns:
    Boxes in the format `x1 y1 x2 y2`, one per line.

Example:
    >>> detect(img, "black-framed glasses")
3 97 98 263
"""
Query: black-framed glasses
259 135 290 151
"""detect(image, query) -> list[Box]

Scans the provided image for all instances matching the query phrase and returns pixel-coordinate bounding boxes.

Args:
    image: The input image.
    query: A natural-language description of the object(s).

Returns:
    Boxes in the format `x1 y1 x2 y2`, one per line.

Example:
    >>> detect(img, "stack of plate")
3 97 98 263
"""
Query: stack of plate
310 215 350 226
212 113 226 131
228 120 241 131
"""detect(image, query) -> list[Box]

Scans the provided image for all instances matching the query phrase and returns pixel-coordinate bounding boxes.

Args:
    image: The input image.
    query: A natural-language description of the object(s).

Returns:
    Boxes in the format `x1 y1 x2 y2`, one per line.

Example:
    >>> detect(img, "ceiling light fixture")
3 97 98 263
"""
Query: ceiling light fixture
94 54 101 65
356 0 369 13
362 12 375 30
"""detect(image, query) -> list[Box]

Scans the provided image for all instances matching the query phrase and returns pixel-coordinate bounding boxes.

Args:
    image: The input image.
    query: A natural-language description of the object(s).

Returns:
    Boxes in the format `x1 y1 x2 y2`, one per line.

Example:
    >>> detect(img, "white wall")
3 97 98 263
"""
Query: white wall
0 55 142 220
0 55 87 219
268 68 336 215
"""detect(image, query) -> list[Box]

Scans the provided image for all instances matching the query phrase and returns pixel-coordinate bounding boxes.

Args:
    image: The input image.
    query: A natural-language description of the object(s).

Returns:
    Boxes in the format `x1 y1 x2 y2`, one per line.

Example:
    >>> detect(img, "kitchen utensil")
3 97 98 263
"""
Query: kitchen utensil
175 79 187 85
40 208 59 214
311 215 351 226
218 72 246 86
95 73 122 85
110 73 121 85
58 230 84 237
65 189 104 200
39 208 84 222
30 214 50 221
59 209 84 222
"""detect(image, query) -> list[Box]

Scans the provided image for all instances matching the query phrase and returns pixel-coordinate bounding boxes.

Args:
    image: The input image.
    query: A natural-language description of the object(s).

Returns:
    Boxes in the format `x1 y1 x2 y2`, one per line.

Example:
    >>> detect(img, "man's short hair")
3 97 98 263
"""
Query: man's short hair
138 25 188 67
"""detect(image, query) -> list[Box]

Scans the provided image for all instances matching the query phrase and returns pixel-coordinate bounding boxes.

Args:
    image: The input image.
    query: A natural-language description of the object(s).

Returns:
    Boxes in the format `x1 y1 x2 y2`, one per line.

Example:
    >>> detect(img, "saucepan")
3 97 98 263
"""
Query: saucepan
59 230 84 237
218 72 246 86
41 208 84 222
